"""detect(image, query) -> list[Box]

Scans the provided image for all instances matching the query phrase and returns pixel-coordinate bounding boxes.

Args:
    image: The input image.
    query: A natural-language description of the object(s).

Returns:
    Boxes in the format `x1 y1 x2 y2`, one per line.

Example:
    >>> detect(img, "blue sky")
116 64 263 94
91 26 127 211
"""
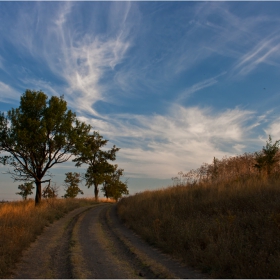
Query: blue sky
1 1 280 200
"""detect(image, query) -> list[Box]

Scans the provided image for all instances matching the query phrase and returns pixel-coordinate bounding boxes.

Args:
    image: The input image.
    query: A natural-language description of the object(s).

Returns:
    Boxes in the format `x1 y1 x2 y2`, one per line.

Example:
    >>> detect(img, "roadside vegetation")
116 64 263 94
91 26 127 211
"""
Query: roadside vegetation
118 136 280 278
0 197 107 278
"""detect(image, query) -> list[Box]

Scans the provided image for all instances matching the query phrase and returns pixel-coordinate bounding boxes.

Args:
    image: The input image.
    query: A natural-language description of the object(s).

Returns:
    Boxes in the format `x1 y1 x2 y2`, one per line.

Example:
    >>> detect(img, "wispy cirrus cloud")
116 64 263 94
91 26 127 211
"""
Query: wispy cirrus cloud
0 82 20 103
40 2 133 116
0 2 134 116
232 34 280 77
110 2 280 101
176 72 227 102
0 2 279 181
264 118 280 142
169 2 280 80
79 104 263 178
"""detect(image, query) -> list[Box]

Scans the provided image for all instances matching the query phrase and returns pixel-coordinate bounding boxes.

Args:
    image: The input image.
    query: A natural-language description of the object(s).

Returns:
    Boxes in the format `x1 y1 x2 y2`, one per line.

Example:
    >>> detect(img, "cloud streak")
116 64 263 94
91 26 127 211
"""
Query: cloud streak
79 104 263 178
232 35 280 77
0 82 20 103
0 2 133 116
40 3 133 116
177 72 227 102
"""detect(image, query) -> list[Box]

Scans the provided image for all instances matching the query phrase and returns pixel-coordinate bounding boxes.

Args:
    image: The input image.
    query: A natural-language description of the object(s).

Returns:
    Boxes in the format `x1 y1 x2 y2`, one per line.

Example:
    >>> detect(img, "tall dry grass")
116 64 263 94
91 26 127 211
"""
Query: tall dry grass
0 198 98 278
117 175 280 278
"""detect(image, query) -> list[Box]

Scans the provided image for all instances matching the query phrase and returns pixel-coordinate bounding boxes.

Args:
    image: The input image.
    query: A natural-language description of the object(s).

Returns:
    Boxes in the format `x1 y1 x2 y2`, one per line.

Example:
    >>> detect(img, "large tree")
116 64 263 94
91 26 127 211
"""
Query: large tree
0 90 91 205
73 131 120 200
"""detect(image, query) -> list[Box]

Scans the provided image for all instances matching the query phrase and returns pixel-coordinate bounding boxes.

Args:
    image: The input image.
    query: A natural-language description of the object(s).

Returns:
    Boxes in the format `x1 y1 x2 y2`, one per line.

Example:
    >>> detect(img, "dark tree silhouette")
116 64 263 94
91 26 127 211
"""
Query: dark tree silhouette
16 182 34 200
254 135 280 176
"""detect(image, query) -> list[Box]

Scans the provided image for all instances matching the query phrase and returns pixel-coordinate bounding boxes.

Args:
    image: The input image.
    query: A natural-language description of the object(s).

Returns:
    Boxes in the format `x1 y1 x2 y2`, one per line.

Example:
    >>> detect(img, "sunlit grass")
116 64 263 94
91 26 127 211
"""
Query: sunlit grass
0 197 104 278
117 175 280 278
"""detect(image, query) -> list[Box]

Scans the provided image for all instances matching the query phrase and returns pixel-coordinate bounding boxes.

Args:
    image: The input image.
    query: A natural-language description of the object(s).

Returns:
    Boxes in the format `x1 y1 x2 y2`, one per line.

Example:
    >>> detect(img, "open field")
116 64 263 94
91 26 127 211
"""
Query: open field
0 198 102 278
117 175 280 278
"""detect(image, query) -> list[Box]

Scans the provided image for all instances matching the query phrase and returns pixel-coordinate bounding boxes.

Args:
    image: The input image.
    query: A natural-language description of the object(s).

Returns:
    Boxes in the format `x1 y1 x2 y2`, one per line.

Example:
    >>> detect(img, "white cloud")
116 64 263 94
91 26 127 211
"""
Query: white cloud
233 144 246 153
40 4 129 115
232 35 280 77
170 3 280 79
177 72 227 102
0 82 20 103
0 3 133 117
41 3 132 117
80 104 259 178
264 118 280 141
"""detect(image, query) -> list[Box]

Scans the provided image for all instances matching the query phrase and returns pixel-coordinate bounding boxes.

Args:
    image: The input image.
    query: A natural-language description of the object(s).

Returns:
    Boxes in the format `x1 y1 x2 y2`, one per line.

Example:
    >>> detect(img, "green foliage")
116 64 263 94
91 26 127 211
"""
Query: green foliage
101 165 129 201
73 131 120 200
254 135 280 176
0 90 91 205
63 172 83 198
16 182 34 200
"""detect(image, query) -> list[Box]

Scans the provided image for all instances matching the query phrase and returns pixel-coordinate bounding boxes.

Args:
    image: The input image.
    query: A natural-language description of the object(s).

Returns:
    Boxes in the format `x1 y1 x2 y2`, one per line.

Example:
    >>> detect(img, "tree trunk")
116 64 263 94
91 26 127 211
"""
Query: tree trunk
94 184 99 201
35 181 42 206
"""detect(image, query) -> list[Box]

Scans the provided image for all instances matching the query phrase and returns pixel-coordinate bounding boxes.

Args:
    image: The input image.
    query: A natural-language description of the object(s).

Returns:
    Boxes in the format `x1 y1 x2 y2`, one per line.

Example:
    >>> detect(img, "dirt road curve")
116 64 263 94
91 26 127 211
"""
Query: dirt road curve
11 204 205 279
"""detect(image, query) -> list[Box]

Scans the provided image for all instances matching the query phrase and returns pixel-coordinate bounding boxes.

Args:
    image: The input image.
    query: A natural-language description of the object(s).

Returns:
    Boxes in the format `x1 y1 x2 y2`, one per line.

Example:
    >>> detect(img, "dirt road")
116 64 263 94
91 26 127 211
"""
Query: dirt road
11 203 204 279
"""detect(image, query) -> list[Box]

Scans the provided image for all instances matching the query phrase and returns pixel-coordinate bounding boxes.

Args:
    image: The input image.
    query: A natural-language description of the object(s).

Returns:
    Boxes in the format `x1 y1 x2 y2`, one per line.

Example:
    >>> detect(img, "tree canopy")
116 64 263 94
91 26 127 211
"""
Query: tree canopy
0 90 91 205
73 131 120 200
101 165 129 201
254 135 280 176
16 182 34 200
63 172 83 198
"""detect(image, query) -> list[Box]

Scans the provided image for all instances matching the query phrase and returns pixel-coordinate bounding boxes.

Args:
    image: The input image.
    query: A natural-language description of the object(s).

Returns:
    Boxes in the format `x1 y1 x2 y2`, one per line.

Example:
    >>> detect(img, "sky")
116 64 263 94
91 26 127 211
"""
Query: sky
1 1 280 200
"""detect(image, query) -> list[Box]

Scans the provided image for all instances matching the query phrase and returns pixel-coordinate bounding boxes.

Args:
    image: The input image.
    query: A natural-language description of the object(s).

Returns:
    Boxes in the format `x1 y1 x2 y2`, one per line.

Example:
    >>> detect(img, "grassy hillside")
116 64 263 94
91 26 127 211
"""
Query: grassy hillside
117 174 280 278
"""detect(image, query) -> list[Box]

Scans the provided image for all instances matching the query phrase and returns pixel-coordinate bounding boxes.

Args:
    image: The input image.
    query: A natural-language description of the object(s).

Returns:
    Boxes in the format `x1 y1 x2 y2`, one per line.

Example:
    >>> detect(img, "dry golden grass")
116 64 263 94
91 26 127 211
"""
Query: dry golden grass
117 175 280 278
0 197 101 278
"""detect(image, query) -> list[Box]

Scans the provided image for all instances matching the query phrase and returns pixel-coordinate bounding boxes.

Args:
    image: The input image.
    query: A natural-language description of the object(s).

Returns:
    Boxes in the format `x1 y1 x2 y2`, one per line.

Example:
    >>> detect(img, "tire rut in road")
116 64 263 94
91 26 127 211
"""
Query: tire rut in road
107 204 206 279
72 203 141 279
73 203 205 279
100 205 159 278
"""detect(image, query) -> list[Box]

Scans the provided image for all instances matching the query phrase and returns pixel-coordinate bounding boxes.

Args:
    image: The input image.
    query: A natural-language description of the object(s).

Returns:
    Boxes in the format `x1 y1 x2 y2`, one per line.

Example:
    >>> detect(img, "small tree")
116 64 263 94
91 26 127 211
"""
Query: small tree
254 135 280 177
63 172 83 198
101 165 129 201
73 131 120 200
16 182 34 200
42 183 59 198
211 157 219 181
0 90 91 205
